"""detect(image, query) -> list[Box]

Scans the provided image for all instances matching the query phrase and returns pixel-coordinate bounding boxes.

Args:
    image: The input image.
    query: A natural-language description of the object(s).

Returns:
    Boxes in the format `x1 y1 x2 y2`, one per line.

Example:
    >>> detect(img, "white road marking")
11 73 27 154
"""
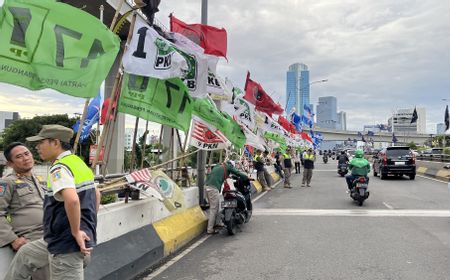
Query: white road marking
417 174 448 184
252 190 268 203
143 235 210 279
383 202 394 209
253 208 450 217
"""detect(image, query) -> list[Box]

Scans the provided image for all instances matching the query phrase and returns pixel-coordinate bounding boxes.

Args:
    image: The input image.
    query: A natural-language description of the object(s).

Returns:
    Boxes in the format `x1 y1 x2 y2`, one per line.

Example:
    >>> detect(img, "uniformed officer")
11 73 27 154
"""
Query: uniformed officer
5 125 101 280
280 147 293 188
0 142 48 280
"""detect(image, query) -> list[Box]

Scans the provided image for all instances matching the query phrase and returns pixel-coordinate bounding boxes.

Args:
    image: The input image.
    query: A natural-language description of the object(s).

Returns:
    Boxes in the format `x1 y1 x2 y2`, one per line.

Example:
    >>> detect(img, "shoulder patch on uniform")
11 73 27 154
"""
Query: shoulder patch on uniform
0 183 7 197
51 170 62 182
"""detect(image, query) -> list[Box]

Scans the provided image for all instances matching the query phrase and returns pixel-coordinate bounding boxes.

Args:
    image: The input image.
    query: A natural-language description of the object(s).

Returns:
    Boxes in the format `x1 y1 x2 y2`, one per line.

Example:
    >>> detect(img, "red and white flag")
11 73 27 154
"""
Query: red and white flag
125 168 152 183
190 117 230 150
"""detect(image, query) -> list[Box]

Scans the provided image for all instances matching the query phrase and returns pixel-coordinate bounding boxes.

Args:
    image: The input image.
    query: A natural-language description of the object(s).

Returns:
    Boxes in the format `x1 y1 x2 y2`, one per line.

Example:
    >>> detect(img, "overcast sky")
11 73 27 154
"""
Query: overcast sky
1 0 449 133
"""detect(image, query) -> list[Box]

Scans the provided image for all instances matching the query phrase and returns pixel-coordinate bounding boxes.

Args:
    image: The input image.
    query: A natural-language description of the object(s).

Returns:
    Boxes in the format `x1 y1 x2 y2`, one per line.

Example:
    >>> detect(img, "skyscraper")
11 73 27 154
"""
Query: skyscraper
316 96 338 129
286 63 310 115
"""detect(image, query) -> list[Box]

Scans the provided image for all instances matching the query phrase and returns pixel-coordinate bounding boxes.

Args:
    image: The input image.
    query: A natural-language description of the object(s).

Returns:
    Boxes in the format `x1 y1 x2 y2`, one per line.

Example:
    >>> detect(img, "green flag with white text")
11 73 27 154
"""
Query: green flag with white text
0 0 120 98
221 112 246 148
119 73 193 132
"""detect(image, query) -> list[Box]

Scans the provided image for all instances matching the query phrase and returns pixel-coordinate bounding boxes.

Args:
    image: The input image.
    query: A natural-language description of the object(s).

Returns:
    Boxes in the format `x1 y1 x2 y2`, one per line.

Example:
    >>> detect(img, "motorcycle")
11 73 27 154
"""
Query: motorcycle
323 154 328 164
221 176 253 235
337 163 348 177
349 176 370 206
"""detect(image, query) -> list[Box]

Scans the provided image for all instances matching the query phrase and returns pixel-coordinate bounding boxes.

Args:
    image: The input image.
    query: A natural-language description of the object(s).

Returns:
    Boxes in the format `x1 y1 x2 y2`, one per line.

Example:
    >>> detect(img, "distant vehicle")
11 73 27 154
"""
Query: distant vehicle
372 146 416 180
346 149 356 161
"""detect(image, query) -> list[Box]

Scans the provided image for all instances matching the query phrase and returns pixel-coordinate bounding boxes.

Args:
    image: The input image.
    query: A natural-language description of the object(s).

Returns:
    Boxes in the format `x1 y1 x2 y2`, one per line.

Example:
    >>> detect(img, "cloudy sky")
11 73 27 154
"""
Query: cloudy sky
1 0 449 133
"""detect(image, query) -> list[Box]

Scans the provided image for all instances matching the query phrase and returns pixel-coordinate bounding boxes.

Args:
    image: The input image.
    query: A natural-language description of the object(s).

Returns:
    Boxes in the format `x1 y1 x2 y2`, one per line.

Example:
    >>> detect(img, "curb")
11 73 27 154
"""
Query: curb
416 166 450 182
85 206 207 280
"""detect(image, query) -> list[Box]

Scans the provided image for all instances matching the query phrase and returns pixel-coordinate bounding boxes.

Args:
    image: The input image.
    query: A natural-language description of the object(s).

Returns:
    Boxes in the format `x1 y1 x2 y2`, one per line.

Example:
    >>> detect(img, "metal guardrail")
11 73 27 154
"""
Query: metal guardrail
416 154 450 163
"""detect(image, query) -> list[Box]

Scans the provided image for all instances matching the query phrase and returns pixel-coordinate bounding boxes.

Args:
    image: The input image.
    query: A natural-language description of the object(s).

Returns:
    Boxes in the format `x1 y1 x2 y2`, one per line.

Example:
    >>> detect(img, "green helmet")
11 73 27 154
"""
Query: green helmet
355 149 364 158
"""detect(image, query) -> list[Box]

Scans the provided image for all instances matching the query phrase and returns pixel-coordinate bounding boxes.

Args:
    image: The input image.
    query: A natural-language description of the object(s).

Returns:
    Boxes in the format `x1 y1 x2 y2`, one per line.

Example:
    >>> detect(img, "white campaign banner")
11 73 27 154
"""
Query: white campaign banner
189 117 230 150
241 124 265 150
172 32 208 98
123 21 188 79
221 97 256 130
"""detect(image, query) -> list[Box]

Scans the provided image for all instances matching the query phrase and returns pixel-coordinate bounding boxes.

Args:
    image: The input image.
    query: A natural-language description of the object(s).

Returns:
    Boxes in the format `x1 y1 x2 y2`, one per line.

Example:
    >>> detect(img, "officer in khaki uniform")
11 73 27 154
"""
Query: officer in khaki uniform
5 125 100 280
0 142 48 280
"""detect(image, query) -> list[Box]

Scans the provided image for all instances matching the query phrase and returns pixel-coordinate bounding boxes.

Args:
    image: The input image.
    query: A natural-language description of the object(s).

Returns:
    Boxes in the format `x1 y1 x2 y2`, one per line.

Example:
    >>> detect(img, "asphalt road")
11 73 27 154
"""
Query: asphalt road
139 161 450 280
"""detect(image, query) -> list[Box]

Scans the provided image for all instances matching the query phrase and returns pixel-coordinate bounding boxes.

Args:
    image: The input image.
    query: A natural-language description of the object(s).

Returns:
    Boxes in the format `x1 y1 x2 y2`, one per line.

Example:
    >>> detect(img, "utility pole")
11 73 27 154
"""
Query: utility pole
197 0 208 207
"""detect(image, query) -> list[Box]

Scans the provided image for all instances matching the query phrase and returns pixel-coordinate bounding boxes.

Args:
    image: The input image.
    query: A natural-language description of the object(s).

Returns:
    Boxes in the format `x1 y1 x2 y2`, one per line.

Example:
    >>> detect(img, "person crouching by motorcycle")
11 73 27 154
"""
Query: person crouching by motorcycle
205 161 249 234
345 149 370 192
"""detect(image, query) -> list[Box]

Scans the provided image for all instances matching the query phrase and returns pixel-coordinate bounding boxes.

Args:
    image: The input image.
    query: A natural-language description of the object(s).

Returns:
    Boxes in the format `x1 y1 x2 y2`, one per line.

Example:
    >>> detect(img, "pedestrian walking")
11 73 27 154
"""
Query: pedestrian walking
293 150 301 174
280 147 293 188
302 148 316 187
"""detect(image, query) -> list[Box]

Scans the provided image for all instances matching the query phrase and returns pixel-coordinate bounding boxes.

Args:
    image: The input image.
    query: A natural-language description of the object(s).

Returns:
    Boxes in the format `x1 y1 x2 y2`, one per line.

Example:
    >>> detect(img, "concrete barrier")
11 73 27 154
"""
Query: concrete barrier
2 170 283 280
416 161 450 182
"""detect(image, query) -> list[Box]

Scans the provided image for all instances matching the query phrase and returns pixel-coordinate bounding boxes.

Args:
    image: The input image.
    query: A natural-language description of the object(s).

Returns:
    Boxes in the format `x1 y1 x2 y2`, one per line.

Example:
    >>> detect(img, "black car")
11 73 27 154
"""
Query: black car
372 146 416 180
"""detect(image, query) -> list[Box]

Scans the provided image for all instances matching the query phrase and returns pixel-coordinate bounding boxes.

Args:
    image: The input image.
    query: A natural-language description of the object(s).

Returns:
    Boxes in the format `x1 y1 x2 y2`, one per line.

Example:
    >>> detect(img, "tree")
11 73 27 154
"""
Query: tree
0 114 94 164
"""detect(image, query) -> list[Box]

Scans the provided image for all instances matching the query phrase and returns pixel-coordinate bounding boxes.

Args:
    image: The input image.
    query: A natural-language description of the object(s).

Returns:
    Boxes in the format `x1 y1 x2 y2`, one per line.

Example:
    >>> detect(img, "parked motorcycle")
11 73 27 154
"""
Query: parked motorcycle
221 176 253 235
337 163 349 177
349 176 369 206
323 154 328 164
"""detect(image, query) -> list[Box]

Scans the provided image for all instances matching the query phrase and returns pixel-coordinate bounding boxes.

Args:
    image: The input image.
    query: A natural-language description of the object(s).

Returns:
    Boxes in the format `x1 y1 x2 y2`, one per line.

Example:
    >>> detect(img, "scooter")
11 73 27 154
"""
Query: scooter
337 163 349 177
221 176 253 235
349 176 369 206
323 154 328 164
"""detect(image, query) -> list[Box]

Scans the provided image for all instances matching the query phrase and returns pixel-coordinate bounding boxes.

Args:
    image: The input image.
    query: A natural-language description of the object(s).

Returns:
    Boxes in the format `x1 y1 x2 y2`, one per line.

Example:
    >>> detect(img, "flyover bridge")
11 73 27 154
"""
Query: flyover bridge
311 127 430 145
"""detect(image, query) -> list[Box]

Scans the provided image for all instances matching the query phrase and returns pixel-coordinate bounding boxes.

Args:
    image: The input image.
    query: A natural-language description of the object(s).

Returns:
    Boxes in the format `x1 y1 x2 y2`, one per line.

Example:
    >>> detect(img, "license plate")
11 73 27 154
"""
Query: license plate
394 161 405 165
356 183 368 188
222 200 237 208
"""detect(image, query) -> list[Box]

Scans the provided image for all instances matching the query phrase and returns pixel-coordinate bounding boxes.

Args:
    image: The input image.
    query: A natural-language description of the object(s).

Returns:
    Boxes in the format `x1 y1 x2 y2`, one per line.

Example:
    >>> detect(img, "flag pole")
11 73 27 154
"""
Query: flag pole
129 117 140 172
92 12 137 169
140 120 149 169
73 100 89 155
74 3 108 155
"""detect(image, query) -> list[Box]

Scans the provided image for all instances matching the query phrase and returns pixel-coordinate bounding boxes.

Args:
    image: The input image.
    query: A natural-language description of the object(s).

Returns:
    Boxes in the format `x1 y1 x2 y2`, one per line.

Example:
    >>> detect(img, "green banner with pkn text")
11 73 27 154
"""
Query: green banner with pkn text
118 73 193 132
0 0 120 98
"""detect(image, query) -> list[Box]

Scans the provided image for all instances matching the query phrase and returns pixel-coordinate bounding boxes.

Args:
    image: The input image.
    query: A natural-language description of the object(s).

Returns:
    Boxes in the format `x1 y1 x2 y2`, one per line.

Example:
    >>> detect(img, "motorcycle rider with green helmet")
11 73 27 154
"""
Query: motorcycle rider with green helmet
345 149 370 191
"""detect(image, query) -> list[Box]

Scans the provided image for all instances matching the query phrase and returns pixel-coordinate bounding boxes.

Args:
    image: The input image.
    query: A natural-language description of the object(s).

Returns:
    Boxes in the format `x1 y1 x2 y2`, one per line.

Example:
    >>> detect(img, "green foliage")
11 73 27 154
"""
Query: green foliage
444 147 450 155
100 194 117 205
0 114 95 164
408 141 417 150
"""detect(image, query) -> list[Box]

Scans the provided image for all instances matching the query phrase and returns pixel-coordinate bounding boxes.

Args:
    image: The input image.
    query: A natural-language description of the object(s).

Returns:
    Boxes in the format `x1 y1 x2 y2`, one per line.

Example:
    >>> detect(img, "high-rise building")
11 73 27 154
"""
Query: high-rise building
337 111 347 130
316 96 337 129
390 108 426 134
437 123 445 134
0 111 20 133
124 128 145 151
285 63 310 115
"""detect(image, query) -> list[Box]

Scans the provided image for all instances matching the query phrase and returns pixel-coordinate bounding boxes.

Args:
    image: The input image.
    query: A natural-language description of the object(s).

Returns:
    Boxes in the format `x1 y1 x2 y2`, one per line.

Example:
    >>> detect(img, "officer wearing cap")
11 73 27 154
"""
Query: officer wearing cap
0 142 48 280
5 124 101 280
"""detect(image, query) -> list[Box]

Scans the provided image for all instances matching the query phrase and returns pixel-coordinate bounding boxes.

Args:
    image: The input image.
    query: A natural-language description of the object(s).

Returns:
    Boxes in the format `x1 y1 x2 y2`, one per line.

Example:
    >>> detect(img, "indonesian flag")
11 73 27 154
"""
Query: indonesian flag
244 72 283 116
190 117 230 150
300 132 313 143
278 115 296 134
170 15 227 58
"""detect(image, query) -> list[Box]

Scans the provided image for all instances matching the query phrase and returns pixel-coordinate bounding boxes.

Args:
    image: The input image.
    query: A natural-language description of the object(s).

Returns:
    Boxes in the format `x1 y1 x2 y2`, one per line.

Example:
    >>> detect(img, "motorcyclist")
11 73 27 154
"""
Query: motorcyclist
345 149 370 191
337 151 349 165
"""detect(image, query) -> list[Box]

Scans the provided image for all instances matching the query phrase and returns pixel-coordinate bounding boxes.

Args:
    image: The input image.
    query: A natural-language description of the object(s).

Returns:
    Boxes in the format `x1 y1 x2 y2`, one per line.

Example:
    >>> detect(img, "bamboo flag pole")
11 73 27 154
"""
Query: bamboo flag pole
129 117 140 172
74 4 110 154
91 12 137 169
73 100 89 154
140 120 149 168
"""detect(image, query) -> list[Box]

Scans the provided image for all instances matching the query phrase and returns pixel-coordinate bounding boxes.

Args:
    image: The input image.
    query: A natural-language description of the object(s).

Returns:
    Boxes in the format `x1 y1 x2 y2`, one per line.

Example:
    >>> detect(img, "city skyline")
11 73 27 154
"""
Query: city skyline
0 1 450 134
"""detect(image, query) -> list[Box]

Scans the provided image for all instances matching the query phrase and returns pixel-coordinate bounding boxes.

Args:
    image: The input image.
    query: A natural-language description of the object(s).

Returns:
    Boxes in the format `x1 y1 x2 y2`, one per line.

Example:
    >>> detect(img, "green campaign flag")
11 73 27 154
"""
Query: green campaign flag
264 132 286 146
192 97 229 131
0 0 120 98
192 98 246 148
119 73 193 132
221 112 246 148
